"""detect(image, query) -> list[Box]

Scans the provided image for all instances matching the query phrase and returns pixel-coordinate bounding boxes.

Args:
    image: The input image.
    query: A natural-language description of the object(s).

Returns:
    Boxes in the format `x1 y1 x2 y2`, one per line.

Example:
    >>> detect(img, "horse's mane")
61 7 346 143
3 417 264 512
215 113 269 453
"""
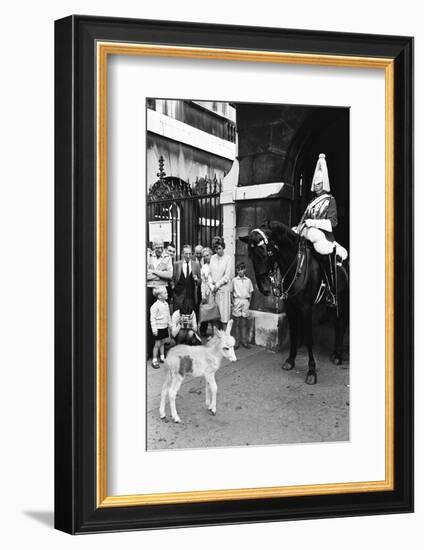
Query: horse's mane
263 220 299 245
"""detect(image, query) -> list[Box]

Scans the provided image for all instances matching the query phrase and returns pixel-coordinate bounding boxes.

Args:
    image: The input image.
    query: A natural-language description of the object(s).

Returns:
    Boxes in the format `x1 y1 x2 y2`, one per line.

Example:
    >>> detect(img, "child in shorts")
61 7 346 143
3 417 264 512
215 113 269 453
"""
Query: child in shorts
150 286 171 368
231 262 253 349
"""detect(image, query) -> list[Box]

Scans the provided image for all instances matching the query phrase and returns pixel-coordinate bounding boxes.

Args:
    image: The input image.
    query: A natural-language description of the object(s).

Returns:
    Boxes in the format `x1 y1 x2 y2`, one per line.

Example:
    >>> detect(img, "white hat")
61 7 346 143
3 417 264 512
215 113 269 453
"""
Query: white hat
311 153 330 192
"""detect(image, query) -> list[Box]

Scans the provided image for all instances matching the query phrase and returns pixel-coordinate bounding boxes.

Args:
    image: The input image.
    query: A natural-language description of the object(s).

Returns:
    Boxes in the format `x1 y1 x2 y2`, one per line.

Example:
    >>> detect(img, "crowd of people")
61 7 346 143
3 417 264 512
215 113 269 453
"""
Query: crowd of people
147 236 253 367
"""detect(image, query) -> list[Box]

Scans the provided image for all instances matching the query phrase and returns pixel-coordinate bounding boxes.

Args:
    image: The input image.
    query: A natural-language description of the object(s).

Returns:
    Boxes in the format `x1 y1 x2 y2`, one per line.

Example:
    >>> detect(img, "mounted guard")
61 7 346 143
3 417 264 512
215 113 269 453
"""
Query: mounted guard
294 153 348 309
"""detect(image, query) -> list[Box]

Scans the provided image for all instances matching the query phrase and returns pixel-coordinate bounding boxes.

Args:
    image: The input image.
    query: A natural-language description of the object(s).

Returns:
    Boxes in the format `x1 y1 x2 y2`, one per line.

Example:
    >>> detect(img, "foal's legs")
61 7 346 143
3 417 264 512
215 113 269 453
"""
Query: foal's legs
205 377 212 409
205 373 218 415
159 369 171 419
168 375 183 423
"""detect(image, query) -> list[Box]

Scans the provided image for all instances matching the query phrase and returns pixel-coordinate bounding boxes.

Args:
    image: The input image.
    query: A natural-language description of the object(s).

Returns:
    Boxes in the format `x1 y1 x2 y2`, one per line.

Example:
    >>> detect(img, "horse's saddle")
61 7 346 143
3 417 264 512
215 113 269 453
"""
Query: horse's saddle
305 239 349 305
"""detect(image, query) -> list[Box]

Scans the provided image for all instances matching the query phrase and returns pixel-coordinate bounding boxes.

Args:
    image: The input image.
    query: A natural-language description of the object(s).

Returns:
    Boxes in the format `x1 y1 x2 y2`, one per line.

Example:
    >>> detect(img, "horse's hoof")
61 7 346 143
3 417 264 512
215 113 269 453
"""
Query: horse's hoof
331 353 342 365
305 373 317 385
209 409 216 416
160 415 168 422
173 417 181 423
282 361 294 371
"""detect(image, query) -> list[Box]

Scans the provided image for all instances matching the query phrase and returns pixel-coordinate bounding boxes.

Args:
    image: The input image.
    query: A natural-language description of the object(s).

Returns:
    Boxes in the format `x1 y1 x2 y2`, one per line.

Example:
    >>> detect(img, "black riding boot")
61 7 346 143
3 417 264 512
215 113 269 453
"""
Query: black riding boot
322 249 337 308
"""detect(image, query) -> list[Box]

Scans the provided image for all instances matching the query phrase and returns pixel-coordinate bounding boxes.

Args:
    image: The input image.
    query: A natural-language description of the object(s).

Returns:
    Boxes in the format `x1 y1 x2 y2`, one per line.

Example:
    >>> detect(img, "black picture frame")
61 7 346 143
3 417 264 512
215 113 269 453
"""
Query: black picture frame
55 15 414 534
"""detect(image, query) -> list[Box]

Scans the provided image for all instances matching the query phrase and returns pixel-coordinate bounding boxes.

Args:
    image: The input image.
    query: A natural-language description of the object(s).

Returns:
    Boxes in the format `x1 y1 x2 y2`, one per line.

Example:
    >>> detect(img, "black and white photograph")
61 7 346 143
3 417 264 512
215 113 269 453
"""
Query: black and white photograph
0 0 417 542
145 99 350 450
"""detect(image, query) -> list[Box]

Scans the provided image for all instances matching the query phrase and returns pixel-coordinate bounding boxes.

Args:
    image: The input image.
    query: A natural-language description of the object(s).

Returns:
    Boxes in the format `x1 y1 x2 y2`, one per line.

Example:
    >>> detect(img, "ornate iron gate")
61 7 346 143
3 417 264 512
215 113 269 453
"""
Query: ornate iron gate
147 157 223 258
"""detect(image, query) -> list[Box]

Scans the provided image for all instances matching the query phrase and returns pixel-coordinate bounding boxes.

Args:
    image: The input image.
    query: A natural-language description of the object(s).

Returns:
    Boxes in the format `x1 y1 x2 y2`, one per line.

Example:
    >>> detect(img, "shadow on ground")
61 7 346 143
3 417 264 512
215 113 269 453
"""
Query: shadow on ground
23 511 54 528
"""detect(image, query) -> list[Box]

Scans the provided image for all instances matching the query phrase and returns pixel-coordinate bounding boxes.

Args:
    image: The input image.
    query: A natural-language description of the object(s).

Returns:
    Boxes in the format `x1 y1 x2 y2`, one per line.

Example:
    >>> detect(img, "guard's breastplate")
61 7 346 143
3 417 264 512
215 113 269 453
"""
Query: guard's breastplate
306 195 330 219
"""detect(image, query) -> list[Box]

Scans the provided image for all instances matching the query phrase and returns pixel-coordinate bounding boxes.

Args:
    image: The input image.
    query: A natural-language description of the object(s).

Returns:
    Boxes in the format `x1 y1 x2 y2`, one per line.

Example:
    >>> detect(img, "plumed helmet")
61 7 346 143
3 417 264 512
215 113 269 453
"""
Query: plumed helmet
311 153 330 192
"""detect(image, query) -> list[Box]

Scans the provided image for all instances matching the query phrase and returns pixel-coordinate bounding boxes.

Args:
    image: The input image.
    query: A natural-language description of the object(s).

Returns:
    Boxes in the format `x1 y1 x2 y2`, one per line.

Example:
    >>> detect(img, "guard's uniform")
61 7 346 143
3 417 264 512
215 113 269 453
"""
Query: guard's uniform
304 194 337 240
296 153 348 309
300 193 339 255
295 153 347 260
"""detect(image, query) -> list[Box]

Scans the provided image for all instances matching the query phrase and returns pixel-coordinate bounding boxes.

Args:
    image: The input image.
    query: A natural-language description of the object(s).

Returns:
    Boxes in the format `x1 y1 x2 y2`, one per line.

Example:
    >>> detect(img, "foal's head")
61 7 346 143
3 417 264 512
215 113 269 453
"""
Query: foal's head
208 320 237 362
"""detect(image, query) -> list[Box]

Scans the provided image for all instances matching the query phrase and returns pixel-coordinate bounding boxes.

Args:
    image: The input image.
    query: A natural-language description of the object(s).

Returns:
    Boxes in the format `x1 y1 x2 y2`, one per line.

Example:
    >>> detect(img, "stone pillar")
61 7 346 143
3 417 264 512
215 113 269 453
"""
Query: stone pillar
220 151 239 277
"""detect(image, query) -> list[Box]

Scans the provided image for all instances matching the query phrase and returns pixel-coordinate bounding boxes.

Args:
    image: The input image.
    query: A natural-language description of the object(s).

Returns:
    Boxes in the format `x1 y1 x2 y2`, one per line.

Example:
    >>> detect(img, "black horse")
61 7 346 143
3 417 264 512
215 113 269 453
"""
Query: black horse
240 220 349 385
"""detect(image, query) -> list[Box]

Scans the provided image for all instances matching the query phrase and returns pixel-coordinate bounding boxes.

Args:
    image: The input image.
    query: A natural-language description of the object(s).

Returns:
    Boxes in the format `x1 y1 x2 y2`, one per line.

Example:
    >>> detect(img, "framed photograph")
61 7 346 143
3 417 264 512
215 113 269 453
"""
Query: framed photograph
54 15 413 533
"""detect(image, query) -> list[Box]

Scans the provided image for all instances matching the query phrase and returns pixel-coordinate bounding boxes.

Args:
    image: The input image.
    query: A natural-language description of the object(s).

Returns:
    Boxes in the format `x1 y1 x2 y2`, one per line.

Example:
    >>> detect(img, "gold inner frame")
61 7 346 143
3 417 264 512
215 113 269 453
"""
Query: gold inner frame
96 42 395 508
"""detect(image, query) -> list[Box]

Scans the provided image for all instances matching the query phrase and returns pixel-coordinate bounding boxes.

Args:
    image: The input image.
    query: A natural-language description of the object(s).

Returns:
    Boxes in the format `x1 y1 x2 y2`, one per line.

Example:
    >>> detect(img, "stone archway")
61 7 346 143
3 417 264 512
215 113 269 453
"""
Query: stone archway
284 108 350 248
233 102 350 351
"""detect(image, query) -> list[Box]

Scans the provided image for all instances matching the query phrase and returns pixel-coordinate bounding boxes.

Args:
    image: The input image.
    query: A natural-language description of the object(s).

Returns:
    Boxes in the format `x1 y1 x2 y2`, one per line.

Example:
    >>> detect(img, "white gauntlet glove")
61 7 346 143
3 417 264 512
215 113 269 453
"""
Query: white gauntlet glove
305 219 332 232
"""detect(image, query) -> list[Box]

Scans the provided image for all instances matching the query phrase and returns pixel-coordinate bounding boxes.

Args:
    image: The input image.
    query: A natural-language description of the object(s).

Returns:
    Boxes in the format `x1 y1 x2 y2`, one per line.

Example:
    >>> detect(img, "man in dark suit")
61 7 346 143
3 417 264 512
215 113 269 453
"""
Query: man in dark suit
172 245 201 312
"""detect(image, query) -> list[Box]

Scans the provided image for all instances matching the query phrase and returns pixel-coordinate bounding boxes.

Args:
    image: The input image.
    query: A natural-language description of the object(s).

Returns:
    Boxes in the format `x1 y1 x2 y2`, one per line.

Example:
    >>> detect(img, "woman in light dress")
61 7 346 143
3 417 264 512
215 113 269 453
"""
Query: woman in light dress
200 247 213 303
209 236 232 330
198 247 214 336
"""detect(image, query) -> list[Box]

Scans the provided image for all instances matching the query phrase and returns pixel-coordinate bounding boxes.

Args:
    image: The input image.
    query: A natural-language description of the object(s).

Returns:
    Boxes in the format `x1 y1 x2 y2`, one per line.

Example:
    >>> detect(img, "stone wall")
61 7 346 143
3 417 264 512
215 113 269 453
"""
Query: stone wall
236 103 311 186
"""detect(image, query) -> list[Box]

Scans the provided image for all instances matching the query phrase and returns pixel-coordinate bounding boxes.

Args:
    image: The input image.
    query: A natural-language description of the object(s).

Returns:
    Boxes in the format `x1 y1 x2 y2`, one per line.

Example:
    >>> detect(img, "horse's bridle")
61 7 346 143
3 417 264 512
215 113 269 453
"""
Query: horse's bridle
251 227 306 300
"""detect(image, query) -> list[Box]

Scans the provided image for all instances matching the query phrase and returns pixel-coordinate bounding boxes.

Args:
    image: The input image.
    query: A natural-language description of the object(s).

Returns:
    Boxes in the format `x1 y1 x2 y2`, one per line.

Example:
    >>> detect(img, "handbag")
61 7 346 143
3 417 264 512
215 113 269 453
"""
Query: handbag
199 302 220 323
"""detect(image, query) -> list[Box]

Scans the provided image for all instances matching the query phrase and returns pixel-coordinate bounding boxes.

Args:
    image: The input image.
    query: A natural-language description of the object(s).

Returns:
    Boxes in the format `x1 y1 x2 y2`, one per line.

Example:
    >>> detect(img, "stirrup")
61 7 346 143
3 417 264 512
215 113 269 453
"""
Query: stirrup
325 291 337 308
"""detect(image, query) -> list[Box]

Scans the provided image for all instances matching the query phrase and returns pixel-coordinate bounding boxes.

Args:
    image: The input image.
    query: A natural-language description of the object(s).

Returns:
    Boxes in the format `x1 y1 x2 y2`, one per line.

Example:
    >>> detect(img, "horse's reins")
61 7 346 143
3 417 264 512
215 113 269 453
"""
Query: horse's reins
251 228 307 300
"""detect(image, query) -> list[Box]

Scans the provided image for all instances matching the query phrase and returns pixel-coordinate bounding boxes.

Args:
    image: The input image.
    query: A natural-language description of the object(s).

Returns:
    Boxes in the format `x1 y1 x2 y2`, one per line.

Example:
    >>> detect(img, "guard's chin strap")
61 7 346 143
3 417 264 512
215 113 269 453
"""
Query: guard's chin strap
251 228 269 247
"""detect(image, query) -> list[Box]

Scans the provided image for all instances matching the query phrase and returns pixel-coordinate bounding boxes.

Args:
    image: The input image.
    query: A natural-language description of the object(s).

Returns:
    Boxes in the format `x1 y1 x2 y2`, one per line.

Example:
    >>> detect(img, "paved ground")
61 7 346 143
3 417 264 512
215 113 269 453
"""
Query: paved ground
146 344 349 451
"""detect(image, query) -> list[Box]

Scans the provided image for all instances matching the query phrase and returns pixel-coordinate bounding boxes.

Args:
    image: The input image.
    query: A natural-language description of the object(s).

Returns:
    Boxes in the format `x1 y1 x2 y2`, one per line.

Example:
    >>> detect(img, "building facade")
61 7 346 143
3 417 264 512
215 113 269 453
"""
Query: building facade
146 99 236 255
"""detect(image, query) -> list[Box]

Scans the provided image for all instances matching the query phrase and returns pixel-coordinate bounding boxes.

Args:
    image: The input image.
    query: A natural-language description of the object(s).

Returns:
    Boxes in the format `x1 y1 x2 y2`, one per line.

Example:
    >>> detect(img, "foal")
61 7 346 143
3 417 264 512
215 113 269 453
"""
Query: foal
159 320 236 423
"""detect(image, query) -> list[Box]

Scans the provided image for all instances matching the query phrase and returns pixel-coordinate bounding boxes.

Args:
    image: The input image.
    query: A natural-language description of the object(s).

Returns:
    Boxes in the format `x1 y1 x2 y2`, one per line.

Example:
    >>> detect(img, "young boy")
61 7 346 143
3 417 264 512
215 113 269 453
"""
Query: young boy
231 262 254 349
150 286 172 368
